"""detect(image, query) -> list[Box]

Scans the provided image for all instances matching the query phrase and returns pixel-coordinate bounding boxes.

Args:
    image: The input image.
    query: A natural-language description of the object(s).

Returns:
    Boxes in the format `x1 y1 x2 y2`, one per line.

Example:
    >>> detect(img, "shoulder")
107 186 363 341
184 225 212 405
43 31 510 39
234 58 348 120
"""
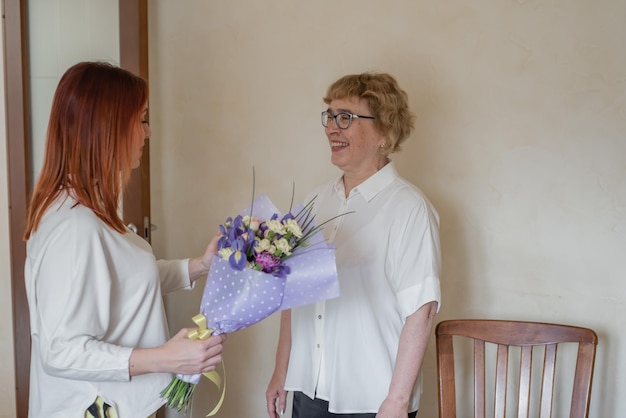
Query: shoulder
33 194 114 247
26 195 121 276
377 176 440 227
390 176 436 208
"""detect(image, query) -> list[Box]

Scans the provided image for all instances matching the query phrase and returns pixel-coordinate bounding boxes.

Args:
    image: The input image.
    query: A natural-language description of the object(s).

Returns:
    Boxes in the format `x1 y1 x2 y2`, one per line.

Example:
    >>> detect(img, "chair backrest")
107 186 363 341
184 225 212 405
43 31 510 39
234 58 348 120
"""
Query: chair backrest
436 319 597 418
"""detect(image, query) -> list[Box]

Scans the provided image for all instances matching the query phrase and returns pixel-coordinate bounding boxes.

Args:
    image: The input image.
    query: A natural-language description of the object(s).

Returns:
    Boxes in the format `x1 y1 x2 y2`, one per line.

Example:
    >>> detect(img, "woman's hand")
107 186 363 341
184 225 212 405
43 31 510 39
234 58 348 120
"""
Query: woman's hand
265 369 288 417
266 310 292 417
160 328 226 375
129 328 226 376
188 234 221 283
376 396 408 418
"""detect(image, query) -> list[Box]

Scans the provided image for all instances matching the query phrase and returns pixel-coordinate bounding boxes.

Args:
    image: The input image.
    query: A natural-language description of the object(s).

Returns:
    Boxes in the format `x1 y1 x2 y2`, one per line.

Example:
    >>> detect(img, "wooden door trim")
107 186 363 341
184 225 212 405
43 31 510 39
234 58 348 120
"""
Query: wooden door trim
5 0 32 415
120 0 151 243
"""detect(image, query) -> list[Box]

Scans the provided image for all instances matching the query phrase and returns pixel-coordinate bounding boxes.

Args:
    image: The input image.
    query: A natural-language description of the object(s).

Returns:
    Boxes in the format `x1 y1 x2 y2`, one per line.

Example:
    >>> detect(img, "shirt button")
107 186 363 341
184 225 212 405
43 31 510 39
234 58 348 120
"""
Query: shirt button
317 314 322 319
317 343 320 348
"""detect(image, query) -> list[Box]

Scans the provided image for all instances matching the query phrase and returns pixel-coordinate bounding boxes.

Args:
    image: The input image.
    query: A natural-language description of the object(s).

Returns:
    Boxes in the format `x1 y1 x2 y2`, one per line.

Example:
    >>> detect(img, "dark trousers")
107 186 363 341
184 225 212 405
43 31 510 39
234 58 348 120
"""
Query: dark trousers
292 392 418 418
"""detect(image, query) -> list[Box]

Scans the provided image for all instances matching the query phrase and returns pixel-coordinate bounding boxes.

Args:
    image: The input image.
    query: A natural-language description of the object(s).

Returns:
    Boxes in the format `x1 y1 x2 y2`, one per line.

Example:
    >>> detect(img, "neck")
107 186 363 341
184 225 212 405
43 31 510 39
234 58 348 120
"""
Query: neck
342 158 389 196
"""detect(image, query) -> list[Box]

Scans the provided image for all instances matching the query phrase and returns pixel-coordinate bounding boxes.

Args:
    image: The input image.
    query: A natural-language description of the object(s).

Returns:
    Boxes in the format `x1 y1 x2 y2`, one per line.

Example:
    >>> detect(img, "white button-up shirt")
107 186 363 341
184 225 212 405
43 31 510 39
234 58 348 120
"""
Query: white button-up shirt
285 162 441 413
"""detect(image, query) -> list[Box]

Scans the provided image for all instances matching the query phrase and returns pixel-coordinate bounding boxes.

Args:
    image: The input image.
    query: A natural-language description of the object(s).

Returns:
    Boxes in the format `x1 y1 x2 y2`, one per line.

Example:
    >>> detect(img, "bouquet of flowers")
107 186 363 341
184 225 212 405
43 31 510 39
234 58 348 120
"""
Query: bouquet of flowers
161 193 343 414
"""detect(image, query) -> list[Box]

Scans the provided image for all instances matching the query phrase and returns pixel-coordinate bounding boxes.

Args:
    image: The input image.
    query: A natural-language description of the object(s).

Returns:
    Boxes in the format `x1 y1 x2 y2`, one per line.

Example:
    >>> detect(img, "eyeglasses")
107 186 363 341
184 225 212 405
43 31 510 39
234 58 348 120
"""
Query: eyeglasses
321 110 375 130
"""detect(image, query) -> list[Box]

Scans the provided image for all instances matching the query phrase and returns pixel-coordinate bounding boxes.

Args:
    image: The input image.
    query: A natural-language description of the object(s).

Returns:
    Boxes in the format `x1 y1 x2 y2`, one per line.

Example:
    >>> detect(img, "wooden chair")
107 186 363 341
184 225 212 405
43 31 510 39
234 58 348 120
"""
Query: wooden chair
435 319 597 418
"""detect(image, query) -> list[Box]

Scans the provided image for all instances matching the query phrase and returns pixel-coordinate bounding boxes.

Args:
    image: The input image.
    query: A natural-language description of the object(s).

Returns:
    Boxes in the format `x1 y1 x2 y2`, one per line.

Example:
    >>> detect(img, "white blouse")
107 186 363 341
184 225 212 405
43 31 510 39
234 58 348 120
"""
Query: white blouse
286 162 441 413
25 191 192 417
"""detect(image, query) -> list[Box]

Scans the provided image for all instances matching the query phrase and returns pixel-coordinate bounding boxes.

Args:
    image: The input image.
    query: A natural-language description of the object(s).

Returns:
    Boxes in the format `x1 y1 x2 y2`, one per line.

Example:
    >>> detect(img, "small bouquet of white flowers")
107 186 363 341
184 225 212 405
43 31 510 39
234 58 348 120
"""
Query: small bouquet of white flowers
161 193 344 414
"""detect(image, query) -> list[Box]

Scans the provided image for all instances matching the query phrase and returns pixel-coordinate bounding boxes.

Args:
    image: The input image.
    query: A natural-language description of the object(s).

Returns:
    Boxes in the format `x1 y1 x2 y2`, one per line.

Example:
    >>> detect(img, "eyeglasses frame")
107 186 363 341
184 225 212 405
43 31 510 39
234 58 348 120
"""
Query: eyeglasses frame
321 110 375 130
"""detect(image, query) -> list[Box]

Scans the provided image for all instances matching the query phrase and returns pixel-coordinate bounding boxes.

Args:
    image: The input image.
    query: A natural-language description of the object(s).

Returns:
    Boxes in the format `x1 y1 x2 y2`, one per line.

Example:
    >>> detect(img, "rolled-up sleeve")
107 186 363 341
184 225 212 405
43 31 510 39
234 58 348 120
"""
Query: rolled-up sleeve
392 200 442 318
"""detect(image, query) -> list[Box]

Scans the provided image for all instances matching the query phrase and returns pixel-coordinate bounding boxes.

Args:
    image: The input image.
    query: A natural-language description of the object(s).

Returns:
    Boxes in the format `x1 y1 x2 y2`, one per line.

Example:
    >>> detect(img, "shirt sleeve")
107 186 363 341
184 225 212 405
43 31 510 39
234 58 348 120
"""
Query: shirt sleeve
157 259 193 293
32 212 133 382
391 198 442 318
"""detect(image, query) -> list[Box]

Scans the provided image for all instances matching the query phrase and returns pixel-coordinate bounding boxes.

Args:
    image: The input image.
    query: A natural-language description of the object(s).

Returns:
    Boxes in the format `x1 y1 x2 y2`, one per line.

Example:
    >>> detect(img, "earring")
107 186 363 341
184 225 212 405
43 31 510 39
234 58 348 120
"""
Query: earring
380 143 386 149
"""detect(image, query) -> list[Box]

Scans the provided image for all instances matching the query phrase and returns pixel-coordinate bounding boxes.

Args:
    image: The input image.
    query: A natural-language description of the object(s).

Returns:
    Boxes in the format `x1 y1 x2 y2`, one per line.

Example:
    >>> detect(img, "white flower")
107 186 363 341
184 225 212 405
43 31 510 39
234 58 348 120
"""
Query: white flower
243 216 261 232
255 238 273 253
218 248 234 260
285 218 303 238
274 238 293 256
266 219 286 235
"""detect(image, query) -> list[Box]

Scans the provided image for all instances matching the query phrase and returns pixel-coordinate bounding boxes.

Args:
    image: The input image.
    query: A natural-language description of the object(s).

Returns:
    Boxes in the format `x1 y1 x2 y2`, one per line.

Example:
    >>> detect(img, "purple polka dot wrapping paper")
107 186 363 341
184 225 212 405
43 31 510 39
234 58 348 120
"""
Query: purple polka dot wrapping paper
200 194 341 334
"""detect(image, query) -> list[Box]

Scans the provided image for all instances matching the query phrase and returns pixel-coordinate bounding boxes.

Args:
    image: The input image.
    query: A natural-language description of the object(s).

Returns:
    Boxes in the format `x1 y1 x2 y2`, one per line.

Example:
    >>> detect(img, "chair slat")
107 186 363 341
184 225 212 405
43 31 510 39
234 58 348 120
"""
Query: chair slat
474 340 486 418
539 343 557 418
517 345 532 418
494 344 509 418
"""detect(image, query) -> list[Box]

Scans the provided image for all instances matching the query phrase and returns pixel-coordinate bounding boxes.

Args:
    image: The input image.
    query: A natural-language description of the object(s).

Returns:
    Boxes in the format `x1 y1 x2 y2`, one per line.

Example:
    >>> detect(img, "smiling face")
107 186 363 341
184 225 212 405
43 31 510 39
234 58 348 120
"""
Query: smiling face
325 97 388 188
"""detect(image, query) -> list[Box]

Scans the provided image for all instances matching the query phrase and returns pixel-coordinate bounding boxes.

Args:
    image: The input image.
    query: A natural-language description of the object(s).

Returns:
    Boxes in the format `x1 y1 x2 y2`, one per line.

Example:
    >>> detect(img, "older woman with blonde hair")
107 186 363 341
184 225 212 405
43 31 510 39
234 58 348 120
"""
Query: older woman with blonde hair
266 72 441 418
24 61 225 417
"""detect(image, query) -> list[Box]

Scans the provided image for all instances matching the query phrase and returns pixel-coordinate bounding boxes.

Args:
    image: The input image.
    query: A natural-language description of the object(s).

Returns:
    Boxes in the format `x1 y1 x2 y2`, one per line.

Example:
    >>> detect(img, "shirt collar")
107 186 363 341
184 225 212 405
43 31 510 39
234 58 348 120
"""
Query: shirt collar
332 160 398 202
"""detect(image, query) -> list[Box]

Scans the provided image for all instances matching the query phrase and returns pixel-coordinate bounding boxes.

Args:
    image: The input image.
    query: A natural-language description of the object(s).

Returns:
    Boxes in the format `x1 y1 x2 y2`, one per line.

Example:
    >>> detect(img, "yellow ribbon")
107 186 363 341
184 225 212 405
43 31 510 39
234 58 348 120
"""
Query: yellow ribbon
188 314 226 417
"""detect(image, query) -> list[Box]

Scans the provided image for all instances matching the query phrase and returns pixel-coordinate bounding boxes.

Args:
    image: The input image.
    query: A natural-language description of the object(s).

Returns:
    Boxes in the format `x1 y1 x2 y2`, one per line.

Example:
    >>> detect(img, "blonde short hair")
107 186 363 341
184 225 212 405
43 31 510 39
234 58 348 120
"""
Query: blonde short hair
323 72 415 154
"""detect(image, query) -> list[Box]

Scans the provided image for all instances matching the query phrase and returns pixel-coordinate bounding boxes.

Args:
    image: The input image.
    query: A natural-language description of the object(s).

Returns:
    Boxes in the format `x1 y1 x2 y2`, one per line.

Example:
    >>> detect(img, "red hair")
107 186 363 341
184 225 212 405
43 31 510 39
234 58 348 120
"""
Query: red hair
24 61 148 239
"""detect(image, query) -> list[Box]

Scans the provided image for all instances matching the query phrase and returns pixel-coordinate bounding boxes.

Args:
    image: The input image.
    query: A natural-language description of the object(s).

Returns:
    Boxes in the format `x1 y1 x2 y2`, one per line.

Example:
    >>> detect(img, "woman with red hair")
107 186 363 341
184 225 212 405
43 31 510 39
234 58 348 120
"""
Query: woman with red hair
24 61 225 417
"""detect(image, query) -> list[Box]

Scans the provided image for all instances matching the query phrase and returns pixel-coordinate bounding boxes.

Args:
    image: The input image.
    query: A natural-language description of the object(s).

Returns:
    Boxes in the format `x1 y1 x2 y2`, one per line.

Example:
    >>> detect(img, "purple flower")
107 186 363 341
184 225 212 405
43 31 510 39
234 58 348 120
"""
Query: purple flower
256 251 282 272
228 250 247 271
272 264 291 279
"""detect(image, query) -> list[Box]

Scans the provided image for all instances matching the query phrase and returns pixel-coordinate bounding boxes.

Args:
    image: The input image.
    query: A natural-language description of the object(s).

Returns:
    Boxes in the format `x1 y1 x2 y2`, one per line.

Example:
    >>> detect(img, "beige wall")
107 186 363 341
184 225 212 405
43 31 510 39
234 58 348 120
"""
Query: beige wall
0 17 18 418
149 1 625 417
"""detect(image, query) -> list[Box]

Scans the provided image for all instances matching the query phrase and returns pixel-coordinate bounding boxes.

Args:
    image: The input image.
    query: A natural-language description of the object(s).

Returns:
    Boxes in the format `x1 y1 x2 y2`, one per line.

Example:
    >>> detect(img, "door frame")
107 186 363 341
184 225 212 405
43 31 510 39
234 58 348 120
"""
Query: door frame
6 1 149 416
120 0 151 243
5 1 32 415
